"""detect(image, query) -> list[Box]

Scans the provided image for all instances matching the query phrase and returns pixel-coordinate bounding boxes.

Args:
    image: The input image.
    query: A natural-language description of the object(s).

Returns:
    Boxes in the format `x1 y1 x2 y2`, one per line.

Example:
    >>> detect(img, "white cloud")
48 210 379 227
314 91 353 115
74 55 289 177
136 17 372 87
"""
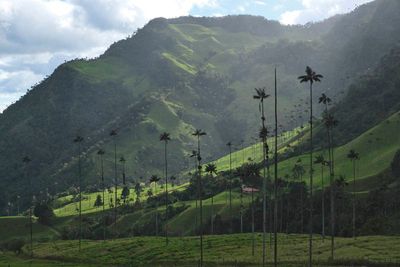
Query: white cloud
254 0 267 6
0 0 216 112
279 0 374 25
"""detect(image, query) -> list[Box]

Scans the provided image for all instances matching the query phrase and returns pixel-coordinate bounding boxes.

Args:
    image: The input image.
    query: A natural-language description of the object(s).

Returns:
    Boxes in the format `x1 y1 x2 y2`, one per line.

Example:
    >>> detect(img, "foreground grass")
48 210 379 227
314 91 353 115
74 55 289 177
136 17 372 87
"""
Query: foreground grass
4 234 398 267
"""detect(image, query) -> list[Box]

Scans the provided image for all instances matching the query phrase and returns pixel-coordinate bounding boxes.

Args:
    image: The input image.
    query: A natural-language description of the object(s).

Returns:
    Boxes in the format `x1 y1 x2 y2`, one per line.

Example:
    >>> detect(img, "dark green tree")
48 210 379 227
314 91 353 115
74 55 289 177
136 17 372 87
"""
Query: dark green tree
134 182 142 202
94 194 103 208
391 150 400 178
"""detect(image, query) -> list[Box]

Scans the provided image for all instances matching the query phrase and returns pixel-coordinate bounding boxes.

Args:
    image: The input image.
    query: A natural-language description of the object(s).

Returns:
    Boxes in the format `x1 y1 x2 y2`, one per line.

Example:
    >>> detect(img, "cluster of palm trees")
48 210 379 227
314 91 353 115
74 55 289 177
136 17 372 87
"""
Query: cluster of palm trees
20 65 365 267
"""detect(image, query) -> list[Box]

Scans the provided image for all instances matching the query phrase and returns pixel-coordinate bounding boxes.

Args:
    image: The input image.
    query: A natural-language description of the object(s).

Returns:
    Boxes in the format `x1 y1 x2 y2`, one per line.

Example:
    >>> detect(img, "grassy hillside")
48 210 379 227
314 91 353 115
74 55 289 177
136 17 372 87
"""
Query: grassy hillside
54 183 188 217
2 0 400 216
274 110 400 191
0 217 58 242
1 234 398 266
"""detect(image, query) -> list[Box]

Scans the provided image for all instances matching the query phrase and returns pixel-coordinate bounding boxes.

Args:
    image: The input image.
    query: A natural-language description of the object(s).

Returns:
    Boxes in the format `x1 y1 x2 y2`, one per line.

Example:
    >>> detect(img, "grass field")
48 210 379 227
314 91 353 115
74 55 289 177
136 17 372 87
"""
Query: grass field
1 234 399 266
273 111 400 191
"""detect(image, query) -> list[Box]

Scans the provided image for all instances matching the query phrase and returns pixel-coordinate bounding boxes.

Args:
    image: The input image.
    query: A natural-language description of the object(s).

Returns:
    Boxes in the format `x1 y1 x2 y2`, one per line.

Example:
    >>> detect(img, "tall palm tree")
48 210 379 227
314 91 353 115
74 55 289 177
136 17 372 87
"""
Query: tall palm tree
170 176 177 187
205 163 217 235
149 175 161 236
314 154 327 241
298 66 323 267
109 129 118 236
189 150 199 229
273 67 278 267
192 129 206 267
253 87 270 267
241 163 260 256
119 156 129 205
323 113 338 260
318 93 332 114
97 149 106 241
22 156 33 257
292 162 305 233
160 132 171 245
226 141 233 232
347 149 359 240
73 135 84 251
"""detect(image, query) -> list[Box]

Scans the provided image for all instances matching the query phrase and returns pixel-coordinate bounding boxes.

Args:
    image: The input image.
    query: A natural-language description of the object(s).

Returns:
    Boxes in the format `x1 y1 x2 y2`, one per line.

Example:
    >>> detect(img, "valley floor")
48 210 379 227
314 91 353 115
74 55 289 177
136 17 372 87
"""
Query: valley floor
1 234 400 267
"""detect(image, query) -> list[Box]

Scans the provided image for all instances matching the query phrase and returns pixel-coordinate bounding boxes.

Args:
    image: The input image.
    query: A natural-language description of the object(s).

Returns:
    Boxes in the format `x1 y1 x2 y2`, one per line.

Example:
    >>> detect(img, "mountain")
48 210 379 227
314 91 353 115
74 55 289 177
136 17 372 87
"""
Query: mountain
1 0 400 214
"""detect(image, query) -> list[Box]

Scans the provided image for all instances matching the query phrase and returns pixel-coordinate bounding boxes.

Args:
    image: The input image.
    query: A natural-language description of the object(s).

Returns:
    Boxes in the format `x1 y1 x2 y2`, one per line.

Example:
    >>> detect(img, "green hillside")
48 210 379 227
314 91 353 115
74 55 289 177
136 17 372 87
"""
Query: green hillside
2 0 400 217
276 109 400 191
2 234 399 266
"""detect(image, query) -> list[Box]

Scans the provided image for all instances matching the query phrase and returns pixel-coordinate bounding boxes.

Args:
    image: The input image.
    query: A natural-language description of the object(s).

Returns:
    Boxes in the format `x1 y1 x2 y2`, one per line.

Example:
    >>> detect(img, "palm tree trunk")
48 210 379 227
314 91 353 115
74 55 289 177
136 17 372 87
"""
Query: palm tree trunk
321 165 325 242
301 175 304 234
308 82 314 267
78 143 82 251
196 136 204 267
251 189 255 256
229 147 233 233
155 183 158 236
164 141 169 245
27 166 33 257
328 126 335 260
101 155 105 241
211 196 214 235
353 160 356 240
113 140 117 237
274 67 278 267
261 104 268 267
240 183 243 233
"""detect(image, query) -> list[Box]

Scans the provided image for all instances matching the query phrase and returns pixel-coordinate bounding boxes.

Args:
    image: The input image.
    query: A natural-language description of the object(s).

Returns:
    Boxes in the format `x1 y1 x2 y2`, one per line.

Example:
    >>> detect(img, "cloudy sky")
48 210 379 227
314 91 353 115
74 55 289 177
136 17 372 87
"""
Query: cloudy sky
0 0 374 112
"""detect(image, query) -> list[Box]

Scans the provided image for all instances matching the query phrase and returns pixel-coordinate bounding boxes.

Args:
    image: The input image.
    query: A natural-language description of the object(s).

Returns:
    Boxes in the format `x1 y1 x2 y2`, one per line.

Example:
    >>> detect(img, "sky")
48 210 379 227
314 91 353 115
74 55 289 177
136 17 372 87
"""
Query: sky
0 0 374 112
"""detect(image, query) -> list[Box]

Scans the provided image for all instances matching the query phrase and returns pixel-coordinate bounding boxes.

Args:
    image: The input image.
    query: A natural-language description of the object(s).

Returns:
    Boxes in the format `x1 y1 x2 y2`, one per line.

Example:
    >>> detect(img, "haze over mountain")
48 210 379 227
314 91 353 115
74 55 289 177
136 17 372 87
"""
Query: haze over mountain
1 0 400 211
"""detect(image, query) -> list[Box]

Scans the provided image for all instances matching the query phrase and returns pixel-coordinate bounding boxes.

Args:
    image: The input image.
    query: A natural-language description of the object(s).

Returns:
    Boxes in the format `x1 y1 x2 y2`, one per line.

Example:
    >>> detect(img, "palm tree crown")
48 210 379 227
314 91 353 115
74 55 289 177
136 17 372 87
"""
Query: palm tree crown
149 175 160 184
23 156 31 164
298 66 323 84
192 129 206 137
314 155 325 165
347 149 360 161
160 132 171 142
97 149 105 155
205 163 217 176
323 113 339 129
253 87 270 102
73 135 84 143
319 93 332 105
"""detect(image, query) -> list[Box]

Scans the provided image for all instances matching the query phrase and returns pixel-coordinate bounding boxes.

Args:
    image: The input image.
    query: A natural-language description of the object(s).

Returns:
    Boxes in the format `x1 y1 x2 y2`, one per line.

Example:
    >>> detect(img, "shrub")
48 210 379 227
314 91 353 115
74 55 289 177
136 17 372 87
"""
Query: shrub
4 239 25 254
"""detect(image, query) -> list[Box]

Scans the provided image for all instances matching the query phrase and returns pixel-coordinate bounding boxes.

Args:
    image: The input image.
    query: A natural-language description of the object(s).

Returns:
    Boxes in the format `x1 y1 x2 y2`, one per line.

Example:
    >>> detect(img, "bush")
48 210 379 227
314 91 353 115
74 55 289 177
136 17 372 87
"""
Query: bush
3 239 25 254
34 203 55 225
391 149 400 178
